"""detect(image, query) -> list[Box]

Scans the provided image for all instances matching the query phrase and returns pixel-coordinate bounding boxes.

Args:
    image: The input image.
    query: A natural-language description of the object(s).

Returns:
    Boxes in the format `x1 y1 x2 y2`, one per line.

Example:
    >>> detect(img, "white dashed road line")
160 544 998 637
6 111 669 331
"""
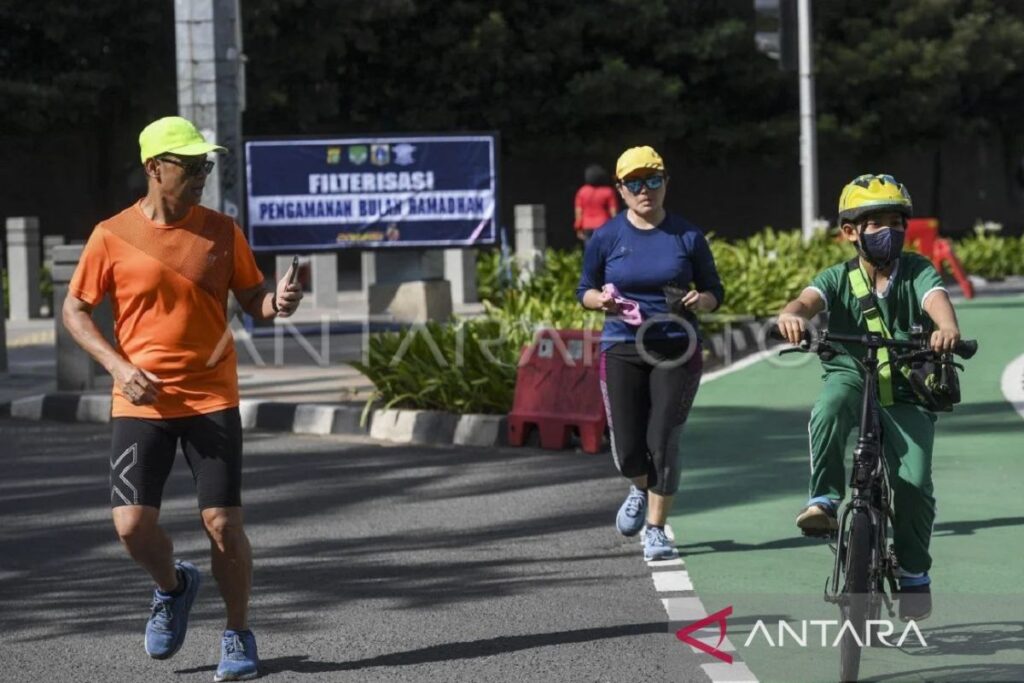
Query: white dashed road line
1000 353 1024 421
643 523 760 683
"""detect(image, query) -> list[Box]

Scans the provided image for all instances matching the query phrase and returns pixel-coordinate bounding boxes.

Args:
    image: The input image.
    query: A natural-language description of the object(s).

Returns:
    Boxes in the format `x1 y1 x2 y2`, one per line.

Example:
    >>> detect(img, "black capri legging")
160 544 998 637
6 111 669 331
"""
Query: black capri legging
600 340 703 496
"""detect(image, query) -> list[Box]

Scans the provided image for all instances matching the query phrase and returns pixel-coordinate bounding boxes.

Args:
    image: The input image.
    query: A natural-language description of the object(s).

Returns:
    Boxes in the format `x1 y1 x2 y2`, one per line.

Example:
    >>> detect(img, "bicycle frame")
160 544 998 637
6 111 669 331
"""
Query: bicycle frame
824 343 900 615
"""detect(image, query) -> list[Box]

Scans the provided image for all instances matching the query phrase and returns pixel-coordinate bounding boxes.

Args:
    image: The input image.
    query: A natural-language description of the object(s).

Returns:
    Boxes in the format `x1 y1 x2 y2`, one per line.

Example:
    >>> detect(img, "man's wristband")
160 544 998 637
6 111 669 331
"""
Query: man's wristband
270 293 279 313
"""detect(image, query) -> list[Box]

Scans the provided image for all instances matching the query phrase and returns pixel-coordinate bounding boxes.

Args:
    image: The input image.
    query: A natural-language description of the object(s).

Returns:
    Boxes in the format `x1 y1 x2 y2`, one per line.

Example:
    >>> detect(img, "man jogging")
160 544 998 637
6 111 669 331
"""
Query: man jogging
63 116 302 681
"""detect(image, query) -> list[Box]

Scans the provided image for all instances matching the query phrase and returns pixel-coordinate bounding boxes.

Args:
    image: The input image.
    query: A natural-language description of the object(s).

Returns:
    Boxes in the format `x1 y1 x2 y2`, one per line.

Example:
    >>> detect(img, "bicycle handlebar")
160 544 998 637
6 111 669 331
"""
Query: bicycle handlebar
769 327 978 360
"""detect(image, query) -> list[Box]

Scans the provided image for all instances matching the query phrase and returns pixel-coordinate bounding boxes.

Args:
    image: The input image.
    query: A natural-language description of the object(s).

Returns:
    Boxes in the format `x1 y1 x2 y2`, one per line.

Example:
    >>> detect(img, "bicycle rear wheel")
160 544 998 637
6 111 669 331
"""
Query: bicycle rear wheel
840 511 873 682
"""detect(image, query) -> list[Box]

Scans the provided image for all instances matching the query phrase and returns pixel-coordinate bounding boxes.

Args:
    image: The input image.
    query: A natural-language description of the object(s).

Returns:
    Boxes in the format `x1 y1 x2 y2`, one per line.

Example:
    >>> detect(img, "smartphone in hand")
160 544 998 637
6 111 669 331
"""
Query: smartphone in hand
288 255 299 285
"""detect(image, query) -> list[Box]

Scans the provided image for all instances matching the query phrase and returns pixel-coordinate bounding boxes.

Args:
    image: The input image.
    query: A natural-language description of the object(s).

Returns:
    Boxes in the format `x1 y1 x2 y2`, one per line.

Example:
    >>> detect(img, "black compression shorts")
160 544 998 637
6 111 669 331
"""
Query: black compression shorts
109 407 243 510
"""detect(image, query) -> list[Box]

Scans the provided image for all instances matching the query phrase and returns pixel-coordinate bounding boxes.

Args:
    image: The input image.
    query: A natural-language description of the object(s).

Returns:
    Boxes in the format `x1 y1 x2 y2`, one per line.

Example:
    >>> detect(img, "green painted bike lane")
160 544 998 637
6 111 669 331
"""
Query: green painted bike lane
670 296 1024 682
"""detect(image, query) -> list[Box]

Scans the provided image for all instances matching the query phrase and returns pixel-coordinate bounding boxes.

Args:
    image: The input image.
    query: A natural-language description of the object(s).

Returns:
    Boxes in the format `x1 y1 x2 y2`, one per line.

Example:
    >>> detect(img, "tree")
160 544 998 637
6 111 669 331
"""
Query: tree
0 1 174 133
814 0 1024 150
242 0 795 158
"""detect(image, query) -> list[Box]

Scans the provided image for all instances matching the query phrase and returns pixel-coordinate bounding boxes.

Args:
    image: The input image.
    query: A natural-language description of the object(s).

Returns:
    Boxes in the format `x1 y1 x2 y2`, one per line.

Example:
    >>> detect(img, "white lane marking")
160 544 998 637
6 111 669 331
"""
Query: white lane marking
702 662 759 682
701 348 774 385
652 570 693 592
1001 353 1024 421
647 557 685 568
686 630 737 654
654 533 761 682
661 596 707 621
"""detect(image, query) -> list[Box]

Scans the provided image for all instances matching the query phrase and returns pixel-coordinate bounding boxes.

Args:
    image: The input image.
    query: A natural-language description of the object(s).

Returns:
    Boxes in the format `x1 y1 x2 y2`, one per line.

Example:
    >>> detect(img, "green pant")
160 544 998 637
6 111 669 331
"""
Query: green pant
808 372 937 573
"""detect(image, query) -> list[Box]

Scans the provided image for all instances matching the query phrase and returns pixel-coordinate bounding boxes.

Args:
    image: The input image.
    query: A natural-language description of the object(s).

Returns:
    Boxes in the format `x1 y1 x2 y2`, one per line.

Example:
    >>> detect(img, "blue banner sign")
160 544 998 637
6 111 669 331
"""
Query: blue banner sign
245 134 497 251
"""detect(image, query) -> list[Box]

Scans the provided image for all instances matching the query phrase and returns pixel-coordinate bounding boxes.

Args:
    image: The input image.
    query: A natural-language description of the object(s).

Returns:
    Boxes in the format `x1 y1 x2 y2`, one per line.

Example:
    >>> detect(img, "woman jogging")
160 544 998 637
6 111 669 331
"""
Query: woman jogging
576 145 725 560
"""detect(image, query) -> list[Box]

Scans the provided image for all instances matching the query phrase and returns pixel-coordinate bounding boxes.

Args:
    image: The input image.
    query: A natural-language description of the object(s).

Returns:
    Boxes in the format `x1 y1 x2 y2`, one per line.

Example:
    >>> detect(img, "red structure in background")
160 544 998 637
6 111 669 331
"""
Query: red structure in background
906 218 975 299
507 329 607 454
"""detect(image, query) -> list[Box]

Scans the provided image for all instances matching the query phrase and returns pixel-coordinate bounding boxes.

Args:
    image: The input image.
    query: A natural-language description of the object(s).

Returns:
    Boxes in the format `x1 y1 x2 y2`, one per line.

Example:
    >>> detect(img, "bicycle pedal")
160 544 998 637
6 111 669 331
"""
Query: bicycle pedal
801 528 837 540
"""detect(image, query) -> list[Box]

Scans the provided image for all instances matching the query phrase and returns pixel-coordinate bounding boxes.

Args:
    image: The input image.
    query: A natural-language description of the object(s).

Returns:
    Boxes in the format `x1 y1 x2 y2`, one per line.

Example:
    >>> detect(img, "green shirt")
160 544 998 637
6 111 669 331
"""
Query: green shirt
807 253 946 404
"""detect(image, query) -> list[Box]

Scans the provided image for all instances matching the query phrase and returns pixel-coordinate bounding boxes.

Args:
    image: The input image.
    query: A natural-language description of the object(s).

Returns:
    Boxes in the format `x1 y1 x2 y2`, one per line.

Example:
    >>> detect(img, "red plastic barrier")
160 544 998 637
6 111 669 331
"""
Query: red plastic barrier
507 329 607 453
907 218 975 299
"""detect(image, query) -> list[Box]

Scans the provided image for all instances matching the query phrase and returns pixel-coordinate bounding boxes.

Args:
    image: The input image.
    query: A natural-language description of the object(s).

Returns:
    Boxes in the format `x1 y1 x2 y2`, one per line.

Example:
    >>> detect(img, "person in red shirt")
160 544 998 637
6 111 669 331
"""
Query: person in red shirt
574 164 619 243
63 116 302 681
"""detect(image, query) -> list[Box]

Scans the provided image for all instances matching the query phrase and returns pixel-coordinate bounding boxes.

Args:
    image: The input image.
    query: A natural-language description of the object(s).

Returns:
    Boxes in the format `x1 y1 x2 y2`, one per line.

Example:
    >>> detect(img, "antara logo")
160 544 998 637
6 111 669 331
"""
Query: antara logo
743 618 927 649
676 606 928 664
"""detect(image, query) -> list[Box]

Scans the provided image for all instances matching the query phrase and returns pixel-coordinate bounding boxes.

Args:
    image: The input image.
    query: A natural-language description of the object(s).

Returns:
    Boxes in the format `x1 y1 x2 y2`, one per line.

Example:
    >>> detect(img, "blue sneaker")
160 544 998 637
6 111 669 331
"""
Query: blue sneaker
643 526 676 561
215 629 259 681
616 485 648 537
145 560 201 659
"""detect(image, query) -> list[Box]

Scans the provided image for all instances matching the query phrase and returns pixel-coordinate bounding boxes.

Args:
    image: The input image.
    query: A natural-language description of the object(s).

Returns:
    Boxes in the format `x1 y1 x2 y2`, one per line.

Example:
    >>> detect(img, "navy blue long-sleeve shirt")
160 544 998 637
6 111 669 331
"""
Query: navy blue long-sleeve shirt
576 211 725 351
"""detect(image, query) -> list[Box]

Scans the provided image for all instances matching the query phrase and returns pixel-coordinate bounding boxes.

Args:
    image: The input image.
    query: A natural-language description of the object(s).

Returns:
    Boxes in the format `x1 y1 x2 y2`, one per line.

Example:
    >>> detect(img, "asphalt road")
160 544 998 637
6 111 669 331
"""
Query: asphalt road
0 421 706 683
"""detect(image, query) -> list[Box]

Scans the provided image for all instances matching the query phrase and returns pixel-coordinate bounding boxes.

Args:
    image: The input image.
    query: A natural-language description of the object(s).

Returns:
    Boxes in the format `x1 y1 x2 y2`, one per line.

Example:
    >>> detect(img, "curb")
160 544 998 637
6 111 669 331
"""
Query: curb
0 394 509 447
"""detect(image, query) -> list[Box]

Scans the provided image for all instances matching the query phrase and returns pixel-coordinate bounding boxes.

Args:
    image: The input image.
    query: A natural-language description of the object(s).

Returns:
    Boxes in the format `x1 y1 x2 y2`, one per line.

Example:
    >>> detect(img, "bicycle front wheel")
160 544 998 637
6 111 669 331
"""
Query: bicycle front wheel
840 511 873 682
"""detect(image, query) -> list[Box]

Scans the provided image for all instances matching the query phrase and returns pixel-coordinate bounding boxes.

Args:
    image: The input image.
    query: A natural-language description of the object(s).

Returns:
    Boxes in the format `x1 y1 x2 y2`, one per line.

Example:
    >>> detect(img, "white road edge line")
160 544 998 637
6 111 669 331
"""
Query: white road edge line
651 356 768 682
701 348 775 385
1000 353 1024 422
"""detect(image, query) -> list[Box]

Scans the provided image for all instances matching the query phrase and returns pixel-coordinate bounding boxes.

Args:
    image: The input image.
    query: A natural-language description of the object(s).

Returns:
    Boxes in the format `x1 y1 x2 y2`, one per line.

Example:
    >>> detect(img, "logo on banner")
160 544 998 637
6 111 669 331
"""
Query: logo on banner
326 146 342 164
393 143 416 166
371 144 390 166
348 145 368 165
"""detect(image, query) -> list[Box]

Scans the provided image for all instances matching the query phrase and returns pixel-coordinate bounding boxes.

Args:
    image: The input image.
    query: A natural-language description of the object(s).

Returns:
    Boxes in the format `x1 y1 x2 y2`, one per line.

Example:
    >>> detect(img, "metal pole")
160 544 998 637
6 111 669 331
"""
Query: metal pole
798 0 819 242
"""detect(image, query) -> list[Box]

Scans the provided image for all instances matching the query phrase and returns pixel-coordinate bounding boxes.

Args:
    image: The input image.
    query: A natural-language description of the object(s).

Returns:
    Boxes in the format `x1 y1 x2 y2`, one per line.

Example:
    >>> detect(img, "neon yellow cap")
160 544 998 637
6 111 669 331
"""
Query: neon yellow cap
138 116 227 163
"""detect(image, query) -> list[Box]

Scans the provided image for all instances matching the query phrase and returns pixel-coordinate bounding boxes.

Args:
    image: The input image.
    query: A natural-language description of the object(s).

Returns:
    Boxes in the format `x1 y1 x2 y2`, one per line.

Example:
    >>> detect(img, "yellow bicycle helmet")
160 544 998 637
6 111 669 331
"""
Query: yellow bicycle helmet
837 174 913 223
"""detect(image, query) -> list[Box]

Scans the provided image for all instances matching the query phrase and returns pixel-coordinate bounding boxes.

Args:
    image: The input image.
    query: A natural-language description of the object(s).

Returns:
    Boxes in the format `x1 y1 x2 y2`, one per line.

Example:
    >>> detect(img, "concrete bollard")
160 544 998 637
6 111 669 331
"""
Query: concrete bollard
361 249 452 322
42 235 66 270
514 205 546 281
444 248 478 309
0 262 6 373
5 217 42 320
52 245 115 390
311 252 338 309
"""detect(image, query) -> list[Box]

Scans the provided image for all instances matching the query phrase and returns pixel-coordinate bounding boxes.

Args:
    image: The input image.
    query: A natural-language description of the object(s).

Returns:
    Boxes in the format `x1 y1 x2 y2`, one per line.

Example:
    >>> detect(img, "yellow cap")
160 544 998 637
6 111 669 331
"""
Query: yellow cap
615 146 665 179
139 116 227 163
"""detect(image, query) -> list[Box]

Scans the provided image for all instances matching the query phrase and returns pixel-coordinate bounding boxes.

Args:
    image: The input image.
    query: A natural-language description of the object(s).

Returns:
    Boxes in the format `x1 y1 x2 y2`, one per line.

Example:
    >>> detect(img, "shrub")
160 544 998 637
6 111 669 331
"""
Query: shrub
953 229 1024 280
360 228 1024 415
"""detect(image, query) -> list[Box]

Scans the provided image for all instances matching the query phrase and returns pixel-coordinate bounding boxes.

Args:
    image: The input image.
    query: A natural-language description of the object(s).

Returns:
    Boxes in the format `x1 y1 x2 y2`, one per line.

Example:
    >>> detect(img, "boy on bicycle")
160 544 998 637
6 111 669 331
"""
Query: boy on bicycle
776 174 962 621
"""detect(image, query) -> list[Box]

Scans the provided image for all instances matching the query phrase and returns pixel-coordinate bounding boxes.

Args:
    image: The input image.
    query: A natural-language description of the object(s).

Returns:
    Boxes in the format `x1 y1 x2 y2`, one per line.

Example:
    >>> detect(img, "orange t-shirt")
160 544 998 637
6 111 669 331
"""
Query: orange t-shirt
69 201 266 419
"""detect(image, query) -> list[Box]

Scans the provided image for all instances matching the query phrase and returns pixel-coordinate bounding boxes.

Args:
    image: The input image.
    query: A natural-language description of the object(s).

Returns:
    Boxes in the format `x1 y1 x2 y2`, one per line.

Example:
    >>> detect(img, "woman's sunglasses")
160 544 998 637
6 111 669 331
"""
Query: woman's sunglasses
159 155 215 177
620 175 666 194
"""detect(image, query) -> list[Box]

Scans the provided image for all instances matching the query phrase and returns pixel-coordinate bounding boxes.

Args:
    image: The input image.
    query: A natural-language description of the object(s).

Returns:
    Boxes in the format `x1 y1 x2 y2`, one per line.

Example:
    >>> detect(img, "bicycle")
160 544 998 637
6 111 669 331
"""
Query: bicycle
775 327 977 682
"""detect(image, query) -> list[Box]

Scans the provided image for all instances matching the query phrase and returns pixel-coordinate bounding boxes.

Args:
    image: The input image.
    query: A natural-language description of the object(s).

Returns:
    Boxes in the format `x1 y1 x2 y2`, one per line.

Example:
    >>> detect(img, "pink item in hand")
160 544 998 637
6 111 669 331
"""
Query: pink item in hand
602 283 643 326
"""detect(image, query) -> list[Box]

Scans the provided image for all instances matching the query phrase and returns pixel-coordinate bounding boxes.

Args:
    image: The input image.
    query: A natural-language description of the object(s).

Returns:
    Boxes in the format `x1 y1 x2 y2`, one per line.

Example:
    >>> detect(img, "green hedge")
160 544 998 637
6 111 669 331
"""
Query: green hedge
357 229 1024 414
952 228 1024 280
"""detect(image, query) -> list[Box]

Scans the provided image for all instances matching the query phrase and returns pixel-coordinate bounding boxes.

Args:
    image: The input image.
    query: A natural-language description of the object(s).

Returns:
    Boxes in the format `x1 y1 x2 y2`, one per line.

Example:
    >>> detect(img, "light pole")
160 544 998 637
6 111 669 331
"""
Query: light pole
797 0 819 242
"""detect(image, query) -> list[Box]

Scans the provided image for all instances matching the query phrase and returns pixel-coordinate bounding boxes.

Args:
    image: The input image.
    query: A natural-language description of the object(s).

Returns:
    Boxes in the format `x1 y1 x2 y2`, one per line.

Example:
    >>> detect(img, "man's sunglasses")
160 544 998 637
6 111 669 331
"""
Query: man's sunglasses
158 156 215 177
620 175 666 194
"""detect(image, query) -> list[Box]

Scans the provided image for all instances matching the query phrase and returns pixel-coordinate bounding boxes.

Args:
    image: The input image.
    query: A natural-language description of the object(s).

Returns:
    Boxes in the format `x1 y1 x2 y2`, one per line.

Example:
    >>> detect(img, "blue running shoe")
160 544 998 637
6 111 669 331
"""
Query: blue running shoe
616 485 648 537
643 526 676 561
145 560 201 659
214 629 259 682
